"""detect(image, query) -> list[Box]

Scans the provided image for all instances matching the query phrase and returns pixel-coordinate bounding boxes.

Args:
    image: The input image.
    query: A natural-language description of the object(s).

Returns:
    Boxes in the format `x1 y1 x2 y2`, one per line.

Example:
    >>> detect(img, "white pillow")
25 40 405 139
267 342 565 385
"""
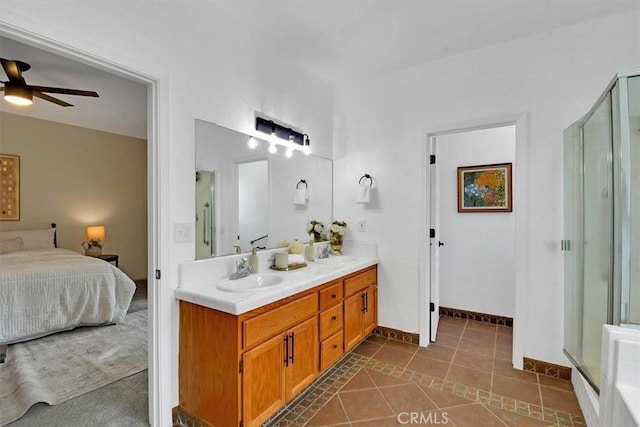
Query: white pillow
0 228 56 250
0 236 24 254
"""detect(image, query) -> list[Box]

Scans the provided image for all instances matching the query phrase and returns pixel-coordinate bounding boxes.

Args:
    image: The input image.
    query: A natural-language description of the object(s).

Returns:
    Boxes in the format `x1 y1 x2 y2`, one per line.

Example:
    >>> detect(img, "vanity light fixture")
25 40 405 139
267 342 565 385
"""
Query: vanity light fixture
255 116 309 156
247 136 258 149
302 134 311 155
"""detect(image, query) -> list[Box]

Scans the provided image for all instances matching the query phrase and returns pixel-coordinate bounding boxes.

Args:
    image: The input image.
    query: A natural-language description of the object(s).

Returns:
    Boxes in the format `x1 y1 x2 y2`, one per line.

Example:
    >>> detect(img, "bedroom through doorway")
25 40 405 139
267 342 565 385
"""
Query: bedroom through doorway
0 33 155 426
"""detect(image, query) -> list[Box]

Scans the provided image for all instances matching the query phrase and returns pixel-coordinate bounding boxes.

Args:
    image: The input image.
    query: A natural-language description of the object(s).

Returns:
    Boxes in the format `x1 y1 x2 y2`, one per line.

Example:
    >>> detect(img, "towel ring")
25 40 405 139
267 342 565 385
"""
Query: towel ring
296 179 308 189
358 174 373 186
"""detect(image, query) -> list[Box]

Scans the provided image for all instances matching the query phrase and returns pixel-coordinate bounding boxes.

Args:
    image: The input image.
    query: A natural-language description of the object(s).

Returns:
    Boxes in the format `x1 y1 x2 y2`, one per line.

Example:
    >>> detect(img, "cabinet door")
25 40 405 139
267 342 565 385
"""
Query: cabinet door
285 317 318 400
243 334 286 427
344 292 364 351
362 285 377 336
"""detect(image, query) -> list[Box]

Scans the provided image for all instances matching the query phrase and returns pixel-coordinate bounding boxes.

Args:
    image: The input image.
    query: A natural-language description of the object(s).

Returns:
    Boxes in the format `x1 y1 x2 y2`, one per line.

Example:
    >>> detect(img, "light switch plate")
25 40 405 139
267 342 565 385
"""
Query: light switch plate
174 223 194 243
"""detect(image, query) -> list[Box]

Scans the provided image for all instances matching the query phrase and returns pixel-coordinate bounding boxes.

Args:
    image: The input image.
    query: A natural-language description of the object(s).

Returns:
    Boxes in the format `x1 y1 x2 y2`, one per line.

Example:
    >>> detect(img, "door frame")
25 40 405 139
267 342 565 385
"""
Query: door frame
0 23 171 424
419 114 528 370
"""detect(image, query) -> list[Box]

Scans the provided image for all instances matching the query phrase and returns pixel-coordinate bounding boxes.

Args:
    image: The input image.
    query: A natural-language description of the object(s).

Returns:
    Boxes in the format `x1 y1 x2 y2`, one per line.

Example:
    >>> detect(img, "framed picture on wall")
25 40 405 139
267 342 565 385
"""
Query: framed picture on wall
457 163 512 213
0 154 20 221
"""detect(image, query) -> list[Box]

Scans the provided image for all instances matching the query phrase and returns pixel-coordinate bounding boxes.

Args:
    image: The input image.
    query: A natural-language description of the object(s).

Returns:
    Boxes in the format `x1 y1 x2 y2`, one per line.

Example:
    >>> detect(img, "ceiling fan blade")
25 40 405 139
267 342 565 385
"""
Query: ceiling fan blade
33 91 73 107
30 85 99 97
0 58 26 83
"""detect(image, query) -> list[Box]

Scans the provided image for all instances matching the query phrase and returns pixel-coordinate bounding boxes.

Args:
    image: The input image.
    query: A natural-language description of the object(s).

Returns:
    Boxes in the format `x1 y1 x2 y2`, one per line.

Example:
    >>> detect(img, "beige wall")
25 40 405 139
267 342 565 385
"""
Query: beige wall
0 112 147 280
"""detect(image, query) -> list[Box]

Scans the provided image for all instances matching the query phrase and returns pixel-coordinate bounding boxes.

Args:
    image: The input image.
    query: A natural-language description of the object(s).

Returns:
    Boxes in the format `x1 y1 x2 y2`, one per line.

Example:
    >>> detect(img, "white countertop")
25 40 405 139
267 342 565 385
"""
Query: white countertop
175 241 379 315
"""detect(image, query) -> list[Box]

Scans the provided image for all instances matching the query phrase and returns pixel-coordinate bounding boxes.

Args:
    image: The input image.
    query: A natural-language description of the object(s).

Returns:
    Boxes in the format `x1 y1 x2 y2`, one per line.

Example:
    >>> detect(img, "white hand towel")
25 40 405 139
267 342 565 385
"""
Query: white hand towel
355 183 371 204
289 254 306 265
294 188 308 205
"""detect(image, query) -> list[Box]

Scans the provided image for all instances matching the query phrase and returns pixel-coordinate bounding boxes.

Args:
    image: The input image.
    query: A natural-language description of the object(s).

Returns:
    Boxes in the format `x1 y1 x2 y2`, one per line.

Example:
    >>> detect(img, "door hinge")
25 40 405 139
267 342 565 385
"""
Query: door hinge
155 269 161 280
430 155 436 164
239 360 243 373
429 228 435 238
430 302 435 312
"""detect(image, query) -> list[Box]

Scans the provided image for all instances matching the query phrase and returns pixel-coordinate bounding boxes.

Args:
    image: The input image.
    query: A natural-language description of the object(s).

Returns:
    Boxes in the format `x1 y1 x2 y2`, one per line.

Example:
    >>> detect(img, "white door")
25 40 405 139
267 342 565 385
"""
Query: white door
429 137 441 342
432 126 516 335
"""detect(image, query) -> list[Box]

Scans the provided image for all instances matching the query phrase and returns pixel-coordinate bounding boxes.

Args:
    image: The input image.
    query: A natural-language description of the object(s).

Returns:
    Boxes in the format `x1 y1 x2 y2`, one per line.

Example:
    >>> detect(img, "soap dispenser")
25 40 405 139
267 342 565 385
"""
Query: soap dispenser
249 247 259 273
305 234 315 262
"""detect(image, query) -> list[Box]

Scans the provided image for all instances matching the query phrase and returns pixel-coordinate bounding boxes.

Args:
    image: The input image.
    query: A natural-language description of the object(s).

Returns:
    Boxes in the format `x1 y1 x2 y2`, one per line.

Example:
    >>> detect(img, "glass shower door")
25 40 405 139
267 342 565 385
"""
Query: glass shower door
580 92 614 388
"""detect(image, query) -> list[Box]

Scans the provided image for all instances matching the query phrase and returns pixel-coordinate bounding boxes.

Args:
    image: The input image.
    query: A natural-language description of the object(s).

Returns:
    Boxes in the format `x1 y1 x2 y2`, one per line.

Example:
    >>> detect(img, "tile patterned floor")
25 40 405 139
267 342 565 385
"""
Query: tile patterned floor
266 316 585 427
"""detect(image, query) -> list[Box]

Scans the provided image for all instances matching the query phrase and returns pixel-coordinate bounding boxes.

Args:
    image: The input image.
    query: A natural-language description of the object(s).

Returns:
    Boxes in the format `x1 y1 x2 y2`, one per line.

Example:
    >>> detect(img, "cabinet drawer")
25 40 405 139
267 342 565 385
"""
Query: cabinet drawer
318 281 343 310
320 331 344 371
344 267 377 297
243 293 318 349
319 303 343 341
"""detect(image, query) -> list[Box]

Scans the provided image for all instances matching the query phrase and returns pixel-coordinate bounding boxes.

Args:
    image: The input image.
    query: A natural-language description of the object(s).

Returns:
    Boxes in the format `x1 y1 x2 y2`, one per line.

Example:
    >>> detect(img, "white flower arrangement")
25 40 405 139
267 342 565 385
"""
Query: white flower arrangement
330 221 347 236
306 220 324 233
306 220 325 241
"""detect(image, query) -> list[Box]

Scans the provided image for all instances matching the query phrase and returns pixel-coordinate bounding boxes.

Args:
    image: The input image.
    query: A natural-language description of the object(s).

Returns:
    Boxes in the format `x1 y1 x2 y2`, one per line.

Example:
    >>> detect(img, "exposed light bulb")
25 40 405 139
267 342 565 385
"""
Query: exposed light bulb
302 145 311 155
268 143 278 154
247 137 258 149
285 148 294 158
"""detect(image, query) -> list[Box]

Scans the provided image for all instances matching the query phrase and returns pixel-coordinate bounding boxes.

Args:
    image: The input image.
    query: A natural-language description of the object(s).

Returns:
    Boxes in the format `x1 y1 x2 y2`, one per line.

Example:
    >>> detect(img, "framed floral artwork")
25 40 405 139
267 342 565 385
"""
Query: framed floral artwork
457 163 512 213
0 154 20 220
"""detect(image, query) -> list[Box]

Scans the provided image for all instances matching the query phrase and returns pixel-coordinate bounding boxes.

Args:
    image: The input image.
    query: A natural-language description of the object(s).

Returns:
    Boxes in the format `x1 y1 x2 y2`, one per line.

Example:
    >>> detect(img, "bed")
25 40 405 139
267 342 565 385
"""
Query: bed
0 225 136 362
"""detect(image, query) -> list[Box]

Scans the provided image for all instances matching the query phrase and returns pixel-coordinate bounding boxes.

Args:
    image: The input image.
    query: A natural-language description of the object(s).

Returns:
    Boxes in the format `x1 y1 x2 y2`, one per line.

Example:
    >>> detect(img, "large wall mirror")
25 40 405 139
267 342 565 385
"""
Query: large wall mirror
195 119 333 259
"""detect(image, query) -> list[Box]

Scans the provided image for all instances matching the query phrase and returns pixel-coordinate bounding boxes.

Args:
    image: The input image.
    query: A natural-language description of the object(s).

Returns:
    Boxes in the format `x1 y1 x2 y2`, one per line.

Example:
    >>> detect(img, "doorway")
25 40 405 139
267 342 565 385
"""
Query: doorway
0 26 166 424
422 122 520 356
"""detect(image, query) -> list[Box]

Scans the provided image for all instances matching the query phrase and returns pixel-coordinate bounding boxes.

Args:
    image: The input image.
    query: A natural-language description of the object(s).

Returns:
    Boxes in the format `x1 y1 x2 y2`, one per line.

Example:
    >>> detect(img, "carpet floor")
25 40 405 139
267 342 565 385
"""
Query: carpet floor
1 309 148 426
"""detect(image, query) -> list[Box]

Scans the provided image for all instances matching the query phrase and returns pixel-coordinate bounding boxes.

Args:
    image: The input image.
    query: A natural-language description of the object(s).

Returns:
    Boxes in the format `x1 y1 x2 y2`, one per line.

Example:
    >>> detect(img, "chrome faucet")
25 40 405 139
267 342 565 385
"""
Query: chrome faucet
230 257 251 280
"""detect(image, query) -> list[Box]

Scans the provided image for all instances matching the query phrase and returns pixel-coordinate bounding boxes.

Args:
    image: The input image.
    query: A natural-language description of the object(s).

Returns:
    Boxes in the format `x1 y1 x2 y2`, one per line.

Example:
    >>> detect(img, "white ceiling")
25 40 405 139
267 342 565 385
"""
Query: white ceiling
1 1 638 138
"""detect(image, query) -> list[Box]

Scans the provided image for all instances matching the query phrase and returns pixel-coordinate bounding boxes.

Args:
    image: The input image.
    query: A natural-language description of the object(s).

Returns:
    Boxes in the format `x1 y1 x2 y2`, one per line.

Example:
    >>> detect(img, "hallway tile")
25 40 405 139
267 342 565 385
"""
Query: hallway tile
433 333 460 349
492 375 542 406
406 353 450 379
418 384 473 409
453 349 494 373
305 396 349 427
341 369 375 391
365 368 410 388
377 383 438 414
352 341 382 358
540 386 582 415
370 346 414 368
493 359 538 383
416 343 455 363
445 403 507 427
262 318 583 427
338 388 395 422
446 364 492 391
458 337 495 358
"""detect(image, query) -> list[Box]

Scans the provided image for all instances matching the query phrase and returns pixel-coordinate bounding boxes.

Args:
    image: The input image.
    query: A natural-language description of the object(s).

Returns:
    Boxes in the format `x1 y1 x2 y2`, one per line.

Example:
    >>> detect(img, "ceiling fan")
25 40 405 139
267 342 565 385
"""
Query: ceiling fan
1 58 99 107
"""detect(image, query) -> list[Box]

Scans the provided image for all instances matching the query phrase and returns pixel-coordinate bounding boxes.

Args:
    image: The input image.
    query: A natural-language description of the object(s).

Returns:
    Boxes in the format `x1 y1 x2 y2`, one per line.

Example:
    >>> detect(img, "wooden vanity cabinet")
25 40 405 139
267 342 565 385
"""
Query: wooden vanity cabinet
344 267 378 352
318 279 344 371
178 265 377 427
243 317 318 426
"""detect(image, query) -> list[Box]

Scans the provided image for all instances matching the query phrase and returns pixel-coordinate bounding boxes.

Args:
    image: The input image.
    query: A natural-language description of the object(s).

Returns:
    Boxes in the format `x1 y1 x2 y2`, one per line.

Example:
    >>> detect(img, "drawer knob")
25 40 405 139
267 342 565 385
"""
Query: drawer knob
331 315 337 320
332 344 338 349
331 294 337 299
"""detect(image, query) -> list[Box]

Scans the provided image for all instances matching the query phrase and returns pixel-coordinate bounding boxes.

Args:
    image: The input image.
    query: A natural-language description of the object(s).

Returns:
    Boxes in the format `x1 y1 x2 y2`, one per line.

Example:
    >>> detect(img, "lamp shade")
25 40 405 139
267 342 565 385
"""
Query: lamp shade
86 225 105 242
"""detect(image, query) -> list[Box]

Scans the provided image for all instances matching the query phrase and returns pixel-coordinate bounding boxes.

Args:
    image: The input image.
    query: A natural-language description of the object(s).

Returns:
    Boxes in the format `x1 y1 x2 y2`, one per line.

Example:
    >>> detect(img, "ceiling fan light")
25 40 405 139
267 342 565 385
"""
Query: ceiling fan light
4 85 33 106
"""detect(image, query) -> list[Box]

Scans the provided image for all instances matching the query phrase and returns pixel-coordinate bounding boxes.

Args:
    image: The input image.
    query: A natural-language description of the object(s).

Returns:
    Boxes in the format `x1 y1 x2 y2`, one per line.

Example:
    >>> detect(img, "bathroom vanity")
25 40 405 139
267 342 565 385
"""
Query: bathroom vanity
176 256 378 427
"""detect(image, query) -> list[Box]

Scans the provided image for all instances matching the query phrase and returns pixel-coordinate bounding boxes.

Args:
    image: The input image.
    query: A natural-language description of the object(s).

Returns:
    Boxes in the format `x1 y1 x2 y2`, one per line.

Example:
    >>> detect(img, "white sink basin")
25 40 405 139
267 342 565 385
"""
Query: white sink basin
315 256 358 265
217 273 285 292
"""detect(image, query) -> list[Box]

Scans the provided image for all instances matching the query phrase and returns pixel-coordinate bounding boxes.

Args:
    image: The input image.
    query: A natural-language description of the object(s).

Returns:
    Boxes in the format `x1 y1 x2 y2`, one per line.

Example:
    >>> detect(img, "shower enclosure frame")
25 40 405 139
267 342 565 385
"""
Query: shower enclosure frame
563 69 639 392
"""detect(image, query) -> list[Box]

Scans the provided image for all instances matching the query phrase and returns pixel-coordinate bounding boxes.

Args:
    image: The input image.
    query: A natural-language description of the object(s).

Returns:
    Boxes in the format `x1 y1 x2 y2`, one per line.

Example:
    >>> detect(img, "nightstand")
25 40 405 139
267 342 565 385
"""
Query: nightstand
97 254 119 268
